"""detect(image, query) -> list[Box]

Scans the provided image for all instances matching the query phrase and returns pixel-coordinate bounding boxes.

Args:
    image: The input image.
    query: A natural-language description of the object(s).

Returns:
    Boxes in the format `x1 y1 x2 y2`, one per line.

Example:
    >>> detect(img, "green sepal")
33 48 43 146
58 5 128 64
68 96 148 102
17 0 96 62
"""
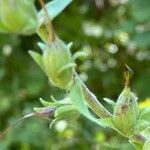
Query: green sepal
28 51 44 70
72 51 89 61
57 97 72 105
50 105 80 128
58 62 76 75
103 98 115 108
39 98 60 107
50 95 58 102
39 96 72 107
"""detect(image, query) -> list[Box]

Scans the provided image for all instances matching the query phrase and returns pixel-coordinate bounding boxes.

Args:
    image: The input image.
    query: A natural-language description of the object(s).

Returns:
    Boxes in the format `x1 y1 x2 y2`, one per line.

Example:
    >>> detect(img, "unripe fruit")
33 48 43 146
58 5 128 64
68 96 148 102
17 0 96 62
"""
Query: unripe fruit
42 40 75 89
0 0 38 35
113 87 139 137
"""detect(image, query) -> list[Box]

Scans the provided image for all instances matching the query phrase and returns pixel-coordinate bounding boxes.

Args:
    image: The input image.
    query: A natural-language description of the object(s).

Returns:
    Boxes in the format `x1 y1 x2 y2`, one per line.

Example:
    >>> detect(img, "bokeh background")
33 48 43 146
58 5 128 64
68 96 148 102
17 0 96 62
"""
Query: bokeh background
0 0 150 149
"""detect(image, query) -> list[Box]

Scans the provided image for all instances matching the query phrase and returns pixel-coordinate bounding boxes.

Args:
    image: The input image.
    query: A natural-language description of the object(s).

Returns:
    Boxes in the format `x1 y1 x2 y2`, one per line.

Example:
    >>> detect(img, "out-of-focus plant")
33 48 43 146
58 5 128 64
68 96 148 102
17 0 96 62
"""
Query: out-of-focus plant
0 0 38 35
0 0 149 149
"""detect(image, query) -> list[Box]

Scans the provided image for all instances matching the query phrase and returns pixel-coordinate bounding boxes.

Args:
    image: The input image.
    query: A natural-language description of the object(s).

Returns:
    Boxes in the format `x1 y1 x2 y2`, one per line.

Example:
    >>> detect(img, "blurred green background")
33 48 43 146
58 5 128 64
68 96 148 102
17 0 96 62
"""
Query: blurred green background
0 0 150 149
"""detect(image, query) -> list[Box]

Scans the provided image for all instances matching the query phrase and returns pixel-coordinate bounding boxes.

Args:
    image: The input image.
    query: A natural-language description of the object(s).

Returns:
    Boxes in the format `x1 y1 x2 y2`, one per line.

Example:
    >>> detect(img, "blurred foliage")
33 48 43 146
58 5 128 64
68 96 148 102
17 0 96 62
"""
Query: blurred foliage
0 0 149 149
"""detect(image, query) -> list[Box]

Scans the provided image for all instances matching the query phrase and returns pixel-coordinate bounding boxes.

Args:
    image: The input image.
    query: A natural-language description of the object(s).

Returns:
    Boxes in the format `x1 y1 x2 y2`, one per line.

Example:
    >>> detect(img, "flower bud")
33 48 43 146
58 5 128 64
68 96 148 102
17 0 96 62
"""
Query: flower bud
0 0 38 35
42 39 75 89
113 87 139 137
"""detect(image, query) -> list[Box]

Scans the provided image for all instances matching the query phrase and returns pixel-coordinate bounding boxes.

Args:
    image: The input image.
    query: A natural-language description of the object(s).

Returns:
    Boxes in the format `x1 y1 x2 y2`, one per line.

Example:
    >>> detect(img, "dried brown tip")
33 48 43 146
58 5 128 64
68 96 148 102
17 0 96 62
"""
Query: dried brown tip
124 71 130 88
124 64 134 88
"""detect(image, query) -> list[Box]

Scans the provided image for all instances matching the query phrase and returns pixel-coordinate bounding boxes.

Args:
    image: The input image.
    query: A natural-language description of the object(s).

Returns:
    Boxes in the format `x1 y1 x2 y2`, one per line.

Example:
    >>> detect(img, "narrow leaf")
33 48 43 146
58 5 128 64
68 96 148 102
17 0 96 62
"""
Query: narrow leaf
39 98 60 107
69 78 106 127
38 0 72 20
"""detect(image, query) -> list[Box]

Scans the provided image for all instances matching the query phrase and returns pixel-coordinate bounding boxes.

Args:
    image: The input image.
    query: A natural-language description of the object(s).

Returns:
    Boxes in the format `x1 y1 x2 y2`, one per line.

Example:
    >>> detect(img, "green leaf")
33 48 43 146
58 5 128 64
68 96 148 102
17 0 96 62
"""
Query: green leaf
34 107 45 112
69 78 107 128
129 141 143 150
66 42 73 51
39 98 60 107
39 96 72 107
139 107 150 122
28 50 44 70
50 96 72 105
37 42 46 51
72 51 89 61
58 62 76 75
38 0 72 20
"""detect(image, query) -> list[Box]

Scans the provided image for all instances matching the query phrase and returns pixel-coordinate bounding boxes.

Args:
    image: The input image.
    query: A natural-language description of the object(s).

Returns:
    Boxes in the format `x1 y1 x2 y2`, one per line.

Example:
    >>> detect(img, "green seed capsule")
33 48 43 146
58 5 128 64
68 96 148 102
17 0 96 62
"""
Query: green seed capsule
42 39 75 89
113 87 139 137
0 0 38 35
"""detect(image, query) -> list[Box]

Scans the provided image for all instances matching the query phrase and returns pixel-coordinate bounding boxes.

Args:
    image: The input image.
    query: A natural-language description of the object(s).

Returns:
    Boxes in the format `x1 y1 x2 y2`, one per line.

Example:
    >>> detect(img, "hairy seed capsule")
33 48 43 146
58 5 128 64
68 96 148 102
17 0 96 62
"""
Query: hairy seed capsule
0 0 38 35
42 39 75 89
113 87 139 137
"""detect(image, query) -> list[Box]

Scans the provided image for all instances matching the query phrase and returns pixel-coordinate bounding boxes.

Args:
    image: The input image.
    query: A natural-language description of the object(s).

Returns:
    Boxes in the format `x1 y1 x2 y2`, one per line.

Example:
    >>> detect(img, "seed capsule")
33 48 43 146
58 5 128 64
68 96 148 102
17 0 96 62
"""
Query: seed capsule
0 0 38 35
42 39 75 89
113 87 139 137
